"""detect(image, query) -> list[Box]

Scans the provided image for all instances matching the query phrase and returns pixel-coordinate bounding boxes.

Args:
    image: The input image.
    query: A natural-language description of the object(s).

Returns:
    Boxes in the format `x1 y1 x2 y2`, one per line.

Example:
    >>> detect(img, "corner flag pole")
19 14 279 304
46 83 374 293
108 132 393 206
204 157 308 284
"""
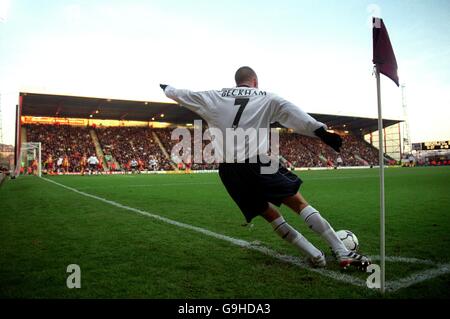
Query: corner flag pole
373 16 398 294
38 142 42 178
375 65 386 293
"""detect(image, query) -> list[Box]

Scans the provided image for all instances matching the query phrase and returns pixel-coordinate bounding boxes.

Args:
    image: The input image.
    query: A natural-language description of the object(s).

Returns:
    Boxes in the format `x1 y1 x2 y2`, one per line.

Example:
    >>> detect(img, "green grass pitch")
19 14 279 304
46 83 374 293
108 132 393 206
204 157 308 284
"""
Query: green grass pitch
1 167 449 298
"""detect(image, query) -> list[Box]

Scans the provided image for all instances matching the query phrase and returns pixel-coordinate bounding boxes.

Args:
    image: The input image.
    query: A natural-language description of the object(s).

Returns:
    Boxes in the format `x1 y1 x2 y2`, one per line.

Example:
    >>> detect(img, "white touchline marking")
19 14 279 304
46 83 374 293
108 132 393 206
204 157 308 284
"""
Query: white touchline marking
41 177 450 293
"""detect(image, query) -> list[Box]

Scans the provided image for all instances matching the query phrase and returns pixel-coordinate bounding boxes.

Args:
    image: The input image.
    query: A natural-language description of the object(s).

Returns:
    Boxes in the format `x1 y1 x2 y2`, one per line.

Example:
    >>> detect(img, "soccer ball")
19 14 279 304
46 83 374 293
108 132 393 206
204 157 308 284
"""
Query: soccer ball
336 230 359 251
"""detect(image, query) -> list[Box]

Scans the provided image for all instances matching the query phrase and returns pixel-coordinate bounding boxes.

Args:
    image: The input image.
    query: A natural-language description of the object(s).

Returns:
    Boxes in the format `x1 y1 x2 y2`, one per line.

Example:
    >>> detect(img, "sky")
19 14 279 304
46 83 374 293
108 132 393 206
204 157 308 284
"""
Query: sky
0 0 449 145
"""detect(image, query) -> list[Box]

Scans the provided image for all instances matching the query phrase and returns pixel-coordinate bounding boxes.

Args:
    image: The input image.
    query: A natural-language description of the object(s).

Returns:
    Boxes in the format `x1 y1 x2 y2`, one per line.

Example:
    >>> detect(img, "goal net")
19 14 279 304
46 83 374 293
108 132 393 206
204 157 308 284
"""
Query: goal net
14 142 42 177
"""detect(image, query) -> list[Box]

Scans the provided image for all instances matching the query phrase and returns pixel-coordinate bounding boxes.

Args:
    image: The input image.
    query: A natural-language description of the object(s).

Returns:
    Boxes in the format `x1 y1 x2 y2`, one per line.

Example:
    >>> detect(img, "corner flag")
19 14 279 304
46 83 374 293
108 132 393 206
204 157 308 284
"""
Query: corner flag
373 17 399 86
372 17 399 293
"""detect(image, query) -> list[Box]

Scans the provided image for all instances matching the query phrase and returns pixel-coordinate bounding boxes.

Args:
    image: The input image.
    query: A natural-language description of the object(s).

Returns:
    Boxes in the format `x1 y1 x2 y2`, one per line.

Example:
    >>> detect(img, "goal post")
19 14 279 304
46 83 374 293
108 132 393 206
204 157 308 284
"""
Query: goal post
14 142 42 177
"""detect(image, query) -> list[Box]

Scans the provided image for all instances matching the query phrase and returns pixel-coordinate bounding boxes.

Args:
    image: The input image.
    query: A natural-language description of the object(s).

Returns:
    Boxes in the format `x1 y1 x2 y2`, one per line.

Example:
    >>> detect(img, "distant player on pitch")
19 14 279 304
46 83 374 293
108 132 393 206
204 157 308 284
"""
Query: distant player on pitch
160 66 370 269
87 154 99 175
80 154 87 176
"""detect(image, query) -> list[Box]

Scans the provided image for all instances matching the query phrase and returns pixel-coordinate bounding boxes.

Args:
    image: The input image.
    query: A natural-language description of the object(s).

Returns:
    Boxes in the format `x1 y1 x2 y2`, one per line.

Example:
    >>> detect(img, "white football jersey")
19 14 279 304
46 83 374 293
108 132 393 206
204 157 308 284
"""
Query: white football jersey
87 156 99 165
164 85 326 162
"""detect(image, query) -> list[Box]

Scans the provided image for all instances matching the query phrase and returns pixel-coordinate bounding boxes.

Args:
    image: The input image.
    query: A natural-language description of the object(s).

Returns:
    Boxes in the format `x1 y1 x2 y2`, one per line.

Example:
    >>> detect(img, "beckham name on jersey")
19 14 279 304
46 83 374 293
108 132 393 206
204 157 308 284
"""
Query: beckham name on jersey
220 88 267 97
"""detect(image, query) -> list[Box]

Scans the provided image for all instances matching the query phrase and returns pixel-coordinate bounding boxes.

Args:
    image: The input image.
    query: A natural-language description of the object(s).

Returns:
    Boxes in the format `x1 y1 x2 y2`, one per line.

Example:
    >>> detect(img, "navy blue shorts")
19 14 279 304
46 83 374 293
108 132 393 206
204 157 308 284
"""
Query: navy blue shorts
218 162 302 223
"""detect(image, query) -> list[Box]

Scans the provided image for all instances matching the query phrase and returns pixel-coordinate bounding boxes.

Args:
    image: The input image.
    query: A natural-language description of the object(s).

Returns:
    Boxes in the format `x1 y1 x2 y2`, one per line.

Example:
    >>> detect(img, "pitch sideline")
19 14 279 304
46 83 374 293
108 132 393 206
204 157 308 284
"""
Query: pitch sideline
41 177 450 293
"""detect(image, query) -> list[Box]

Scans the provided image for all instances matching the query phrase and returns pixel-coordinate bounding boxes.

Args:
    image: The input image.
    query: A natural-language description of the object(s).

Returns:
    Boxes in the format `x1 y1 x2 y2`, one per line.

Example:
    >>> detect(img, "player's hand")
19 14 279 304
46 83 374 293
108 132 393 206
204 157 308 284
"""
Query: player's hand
160 84 168 91
314 127 342 152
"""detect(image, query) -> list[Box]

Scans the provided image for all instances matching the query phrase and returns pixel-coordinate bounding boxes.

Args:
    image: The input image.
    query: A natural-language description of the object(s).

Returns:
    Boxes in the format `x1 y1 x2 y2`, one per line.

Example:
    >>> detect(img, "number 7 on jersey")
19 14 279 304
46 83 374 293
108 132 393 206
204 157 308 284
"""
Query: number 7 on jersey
232 98 249 129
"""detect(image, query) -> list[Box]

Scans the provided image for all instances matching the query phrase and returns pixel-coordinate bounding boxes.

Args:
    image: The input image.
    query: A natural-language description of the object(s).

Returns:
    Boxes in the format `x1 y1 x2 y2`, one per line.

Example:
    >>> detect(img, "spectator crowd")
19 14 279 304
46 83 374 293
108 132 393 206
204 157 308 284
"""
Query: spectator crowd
279 132 379 167
26 124 95 172
24 124 381 173
96 126 173 171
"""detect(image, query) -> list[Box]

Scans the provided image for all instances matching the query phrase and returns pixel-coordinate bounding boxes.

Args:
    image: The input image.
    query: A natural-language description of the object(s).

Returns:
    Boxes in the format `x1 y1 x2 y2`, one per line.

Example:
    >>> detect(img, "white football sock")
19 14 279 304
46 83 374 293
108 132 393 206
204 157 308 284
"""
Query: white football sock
299 205 348 255
271 216 322 259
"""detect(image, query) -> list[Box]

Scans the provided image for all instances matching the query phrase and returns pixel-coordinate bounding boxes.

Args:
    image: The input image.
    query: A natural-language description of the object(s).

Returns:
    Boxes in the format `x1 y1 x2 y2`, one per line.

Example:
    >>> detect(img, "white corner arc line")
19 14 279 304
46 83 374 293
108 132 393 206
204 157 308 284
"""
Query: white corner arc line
385 264 450 292
41 177 366 289
368 255 435 266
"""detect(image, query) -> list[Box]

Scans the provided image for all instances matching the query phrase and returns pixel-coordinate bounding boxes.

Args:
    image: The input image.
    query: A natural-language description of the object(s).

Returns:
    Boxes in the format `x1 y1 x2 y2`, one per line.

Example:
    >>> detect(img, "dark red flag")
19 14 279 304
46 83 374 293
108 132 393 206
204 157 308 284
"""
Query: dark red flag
373 17 399 86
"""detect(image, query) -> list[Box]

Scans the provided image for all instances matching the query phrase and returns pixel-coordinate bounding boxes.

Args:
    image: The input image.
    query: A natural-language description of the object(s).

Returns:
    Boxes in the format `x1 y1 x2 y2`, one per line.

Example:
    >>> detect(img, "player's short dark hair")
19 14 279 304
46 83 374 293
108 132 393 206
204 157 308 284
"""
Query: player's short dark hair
235 66 257 85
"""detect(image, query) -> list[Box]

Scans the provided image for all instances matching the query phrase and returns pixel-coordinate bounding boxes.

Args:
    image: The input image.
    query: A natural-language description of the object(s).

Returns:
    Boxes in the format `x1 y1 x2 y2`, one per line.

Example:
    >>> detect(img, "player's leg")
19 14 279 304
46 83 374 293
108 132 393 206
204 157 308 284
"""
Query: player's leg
218 163 325 267
261 204 325 267
282 192 370 269
282 192 347 254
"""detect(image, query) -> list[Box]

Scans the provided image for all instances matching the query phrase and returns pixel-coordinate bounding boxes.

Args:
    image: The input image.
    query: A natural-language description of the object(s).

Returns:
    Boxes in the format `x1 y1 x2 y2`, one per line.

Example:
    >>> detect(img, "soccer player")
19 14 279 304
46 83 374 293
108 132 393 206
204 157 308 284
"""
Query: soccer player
160 66 370 269
31 159 38 176
87 154 99 175
62 155 70 174
97 156 104 175
109 161 116 174
80 155 87 176
130 159 139 174
326 157 333 168
148 156 158 171
336 155 344 168
45 155 54 175
56 156 63 174
123 161 130 174
138 158 144 173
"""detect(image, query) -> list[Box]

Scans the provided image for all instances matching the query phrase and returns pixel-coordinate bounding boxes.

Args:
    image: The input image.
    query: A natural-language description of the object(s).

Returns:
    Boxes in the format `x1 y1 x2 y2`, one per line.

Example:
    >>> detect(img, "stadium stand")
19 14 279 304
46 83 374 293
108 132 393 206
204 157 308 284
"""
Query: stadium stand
279 133 379 167
25 124 95 172
95 126 173 171
24 123 381 172
156 127 219 170
19 93 401 173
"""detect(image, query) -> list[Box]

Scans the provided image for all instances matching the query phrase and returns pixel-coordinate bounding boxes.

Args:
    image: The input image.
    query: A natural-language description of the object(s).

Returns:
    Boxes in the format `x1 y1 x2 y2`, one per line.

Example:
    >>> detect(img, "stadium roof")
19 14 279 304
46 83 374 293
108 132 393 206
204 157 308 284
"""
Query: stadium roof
20 92 401 134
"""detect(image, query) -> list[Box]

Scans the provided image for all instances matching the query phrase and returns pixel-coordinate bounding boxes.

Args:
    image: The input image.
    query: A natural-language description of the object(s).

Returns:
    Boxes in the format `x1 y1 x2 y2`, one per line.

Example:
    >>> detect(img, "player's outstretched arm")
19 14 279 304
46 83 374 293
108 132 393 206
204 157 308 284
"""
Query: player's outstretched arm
159 84 209 116
271 96 326 138
271 95 342 152
314 127 342 153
